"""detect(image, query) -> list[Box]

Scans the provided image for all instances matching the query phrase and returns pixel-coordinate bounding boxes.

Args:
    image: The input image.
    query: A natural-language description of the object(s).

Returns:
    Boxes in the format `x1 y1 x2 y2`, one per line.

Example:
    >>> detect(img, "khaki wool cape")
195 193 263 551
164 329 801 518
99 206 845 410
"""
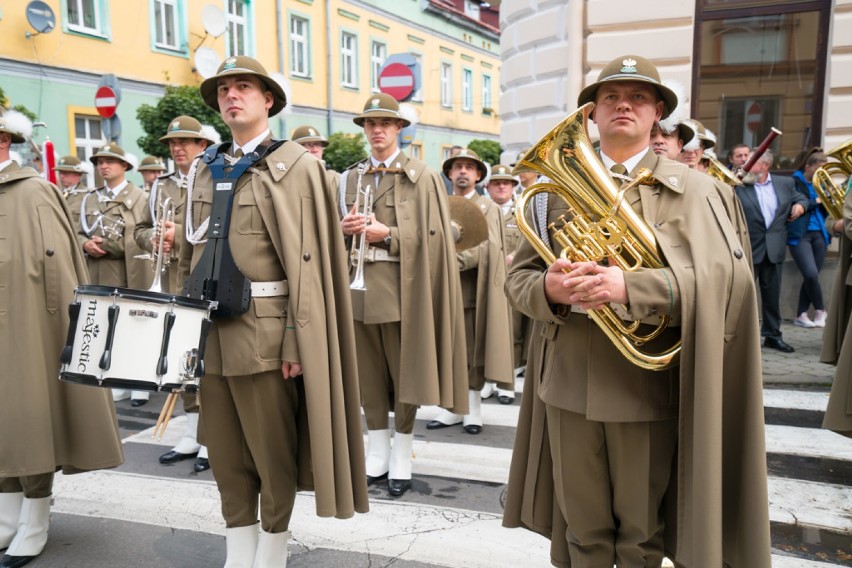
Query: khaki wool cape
502 155 771 567
341 156 470 414
179 142 368 518
819 189 852 437
0 164 124 477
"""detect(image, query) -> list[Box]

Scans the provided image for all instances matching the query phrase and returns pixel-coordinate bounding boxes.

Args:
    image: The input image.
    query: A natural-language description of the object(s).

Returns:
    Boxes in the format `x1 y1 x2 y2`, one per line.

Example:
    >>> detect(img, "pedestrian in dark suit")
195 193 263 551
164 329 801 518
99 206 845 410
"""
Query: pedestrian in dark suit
735 149 808 352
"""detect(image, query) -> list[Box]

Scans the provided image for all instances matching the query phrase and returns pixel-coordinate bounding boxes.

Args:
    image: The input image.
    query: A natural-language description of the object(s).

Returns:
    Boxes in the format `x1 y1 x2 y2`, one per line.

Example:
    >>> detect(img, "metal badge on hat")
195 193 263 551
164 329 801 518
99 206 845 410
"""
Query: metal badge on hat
621 58 638 73
370 98 380 108
223 57 237 70
309 128 317 136
171 120 180 131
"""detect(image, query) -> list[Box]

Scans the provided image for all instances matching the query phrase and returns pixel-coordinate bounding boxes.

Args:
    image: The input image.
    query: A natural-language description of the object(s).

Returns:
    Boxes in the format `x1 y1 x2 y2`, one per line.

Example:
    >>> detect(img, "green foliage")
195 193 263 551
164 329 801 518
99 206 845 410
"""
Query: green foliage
467 139 502 166
136 85 229 157
0 86 37 122
324 132 368 172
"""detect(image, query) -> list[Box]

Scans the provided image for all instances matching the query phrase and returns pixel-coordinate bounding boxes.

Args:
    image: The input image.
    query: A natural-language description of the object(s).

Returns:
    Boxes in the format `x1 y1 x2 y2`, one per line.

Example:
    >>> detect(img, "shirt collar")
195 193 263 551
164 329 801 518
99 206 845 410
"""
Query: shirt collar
463 188 477 200
371 149 401 168
233 129 271 156
755 173 773 187
105 179 128 198
0 159 13 172
600 147 651 174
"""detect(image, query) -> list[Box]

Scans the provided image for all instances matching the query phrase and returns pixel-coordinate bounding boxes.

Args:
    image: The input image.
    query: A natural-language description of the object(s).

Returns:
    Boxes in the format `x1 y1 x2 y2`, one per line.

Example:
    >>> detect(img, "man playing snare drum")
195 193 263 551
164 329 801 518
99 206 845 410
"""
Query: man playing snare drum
176 56 367 567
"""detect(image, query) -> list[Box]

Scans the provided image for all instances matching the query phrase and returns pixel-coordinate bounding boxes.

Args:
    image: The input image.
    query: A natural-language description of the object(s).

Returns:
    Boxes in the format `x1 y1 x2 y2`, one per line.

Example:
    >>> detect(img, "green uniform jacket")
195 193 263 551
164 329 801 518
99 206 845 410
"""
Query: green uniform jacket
457 193 514 390
78 182 152 289
503 152 771 567
340 154 469 414
0 164 124 476
819 189 852 437
178 141 368 519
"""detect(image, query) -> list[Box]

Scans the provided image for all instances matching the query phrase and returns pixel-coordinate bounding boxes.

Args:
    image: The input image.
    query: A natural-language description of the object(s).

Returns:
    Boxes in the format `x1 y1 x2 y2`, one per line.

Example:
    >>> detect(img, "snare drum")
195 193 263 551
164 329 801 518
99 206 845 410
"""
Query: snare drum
59 285 214 392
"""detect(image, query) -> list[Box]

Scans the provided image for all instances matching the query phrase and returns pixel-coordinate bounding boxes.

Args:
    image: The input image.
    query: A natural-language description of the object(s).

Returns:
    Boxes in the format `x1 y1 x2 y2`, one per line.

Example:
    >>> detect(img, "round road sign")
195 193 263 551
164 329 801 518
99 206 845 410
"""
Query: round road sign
746 102 762 133
95 86 118 119
378 63 415 101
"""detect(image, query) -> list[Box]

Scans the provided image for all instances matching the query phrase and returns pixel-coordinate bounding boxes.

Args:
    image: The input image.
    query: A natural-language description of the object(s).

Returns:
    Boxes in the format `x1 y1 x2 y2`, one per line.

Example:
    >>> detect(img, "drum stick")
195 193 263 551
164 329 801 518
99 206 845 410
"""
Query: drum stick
152 392 179 440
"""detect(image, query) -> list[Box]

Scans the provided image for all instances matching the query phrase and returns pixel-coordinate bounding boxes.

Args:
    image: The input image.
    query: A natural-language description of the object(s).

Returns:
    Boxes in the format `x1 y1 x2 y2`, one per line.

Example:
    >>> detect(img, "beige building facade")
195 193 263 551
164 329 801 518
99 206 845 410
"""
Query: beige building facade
500 0 851 166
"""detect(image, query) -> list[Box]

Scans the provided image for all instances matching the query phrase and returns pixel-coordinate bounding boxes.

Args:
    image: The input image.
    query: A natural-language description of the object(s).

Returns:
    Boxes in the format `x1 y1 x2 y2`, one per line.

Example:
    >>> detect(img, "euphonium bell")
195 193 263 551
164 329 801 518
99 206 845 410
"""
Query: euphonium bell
704 151 741 186
812 138 851 220
513 102 680 371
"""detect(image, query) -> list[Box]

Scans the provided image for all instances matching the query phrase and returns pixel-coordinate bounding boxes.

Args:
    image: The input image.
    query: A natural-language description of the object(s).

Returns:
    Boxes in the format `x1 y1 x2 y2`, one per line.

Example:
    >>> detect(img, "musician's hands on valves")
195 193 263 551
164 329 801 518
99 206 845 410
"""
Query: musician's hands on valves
544 259 627 309
83 236 107 257
150 220 176 254
341 203 391 243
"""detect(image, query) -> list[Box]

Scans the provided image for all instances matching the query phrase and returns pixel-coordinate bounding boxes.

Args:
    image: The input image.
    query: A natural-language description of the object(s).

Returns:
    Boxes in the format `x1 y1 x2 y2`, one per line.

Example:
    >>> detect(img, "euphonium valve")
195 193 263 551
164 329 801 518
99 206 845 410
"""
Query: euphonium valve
513 102 680 371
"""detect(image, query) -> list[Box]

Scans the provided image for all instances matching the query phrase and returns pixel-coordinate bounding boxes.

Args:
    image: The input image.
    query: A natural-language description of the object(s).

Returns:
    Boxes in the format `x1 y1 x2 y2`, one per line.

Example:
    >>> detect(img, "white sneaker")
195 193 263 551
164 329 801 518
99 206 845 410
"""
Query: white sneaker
813 310 827 328
794 313 816 328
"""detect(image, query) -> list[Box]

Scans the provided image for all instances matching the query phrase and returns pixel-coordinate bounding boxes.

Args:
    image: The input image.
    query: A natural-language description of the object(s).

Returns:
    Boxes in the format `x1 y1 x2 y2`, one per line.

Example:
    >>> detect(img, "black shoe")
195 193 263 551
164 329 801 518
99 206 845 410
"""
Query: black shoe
497 395 515 405
130 399 148 407
193 458 210 472
0 554 38 568
463 424 482 435
366 472 388 486
159 450 197 464
763 337 795 353
426 419 461 430
387 478 411 497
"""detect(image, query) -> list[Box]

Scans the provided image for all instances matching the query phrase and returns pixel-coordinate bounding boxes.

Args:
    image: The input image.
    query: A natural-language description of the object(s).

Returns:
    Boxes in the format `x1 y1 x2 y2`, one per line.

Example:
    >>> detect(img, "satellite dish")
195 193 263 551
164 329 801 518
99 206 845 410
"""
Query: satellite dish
201 4 226 38
25 0 56 35
194 47 222 79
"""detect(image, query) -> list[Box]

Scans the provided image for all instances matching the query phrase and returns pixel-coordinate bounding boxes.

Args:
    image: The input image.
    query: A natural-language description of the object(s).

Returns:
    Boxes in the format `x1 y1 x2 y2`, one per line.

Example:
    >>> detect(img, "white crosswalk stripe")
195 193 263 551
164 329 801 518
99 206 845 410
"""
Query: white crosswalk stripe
84 387 852 566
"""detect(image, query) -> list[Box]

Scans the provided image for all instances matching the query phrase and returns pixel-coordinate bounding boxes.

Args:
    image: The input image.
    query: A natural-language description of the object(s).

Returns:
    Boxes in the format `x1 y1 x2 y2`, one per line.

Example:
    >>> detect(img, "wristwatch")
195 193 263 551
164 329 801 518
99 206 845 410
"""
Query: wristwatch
383 233 392 246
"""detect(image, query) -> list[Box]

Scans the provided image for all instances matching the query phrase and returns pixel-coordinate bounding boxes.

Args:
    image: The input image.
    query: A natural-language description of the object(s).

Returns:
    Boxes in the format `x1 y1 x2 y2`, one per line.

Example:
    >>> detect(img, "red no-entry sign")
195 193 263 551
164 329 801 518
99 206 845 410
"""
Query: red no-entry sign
95 85 117 118
378 63 415 101
746 102 762 133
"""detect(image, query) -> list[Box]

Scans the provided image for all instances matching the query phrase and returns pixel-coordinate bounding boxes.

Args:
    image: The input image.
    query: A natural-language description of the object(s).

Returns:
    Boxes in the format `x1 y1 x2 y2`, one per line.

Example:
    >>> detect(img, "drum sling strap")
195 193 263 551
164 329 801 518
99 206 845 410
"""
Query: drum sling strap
184 140 285 318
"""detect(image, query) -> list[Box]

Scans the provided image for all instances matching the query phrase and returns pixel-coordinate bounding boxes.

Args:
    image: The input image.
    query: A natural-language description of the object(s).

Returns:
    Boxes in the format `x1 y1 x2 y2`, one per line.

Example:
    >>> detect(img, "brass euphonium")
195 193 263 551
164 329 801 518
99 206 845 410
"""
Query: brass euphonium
704 152 740 186
812 139 852 220
513 102 680 371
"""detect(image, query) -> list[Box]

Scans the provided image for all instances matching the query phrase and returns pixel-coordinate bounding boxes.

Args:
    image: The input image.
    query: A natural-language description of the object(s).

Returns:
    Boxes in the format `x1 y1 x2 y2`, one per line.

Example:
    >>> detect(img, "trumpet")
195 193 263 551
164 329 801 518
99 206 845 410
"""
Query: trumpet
148 196 177 293
514 103 680 371
812 139 851 220
349 164 372 291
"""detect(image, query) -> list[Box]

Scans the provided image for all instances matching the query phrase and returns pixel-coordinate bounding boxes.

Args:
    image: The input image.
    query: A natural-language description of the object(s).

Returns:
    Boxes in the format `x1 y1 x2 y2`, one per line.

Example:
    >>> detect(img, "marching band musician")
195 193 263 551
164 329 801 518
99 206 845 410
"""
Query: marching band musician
134 116 220 473
339 93 468 497
137 155 167 193
481 164 525 405
0 109 124 568
291 125 341 196
78 142 152 407
426 149 514 434
54 155 92 255
649 82 695 161
177 56 367 566
502 55 771 566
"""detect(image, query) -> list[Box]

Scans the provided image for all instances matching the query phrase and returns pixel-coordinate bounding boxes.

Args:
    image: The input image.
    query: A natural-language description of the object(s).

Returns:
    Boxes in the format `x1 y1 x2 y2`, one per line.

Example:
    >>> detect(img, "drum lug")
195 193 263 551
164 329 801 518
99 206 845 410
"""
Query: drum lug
60 302 82 366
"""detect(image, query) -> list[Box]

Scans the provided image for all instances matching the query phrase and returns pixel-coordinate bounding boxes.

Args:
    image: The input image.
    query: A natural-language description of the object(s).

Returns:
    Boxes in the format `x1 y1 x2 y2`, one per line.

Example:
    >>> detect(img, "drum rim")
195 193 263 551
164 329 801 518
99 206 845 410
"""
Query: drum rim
75 284 213 310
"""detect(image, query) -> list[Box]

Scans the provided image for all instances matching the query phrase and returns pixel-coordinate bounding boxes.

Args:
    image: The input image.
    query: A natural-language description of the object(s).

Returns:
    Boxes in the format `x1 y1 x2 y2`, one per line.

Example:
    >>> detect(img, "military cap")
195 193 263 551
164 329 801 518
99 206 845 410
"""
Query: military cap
138 155 167 171
159 115 220 144
200 56 287 116
0 108 32 144
54 155 86 173
291 125 329 147
442 148 488 182
488 164 519 185
685 119 716 149
353 93 411 128
90 142 134 170
577 55 678 120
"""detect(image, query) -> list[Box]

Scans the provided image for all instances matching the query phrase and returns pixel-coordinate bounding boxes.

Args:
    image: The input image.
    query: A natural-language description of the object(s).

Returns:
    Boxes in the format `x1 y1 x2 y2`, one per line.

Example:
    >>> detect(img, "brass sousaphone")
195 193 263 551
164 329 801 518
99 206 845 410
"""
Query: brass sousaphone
514 103 680 371
447 195 488 252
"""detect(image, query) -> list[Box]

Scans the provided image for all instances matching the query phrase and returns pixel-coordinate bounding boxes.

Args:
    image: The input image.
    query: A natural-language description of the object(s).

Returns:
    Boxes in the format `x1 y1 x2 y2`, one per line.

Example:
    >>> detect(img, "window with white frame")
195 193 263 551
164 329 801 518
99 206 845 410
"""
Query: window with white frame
74 115 103 180
462 69 473 112
67 0 104 35
370 41 387 92
290 15 310 78
440 62 453 108
153 0 179 50
341 31 358 89
482 74 492 111
409 52 423 102
409 142 422 160
225 0 249 57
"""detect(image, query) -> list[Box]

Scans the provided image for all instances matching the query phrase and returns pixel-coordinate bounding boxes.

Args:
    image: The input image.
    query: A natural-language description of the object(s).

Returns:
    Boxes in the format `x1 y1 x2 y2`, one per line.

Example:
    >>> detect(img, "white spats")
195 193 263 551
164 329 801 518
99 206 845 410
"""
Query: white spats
365 429 391 478
5 496 50 557
0 493 23 549
389 433 414 480
463 390 482 428
224 524 259 568
253 529 289 568
172 412 202 455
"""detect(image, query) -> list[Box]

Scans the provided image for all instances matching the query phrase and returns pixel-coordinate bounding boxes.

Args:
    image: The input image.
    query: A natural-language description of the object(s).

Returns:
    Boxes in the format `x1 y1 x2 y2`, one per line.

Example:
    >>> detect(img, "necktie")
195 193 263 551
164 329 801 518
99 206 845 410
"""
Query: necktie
610 164 628 176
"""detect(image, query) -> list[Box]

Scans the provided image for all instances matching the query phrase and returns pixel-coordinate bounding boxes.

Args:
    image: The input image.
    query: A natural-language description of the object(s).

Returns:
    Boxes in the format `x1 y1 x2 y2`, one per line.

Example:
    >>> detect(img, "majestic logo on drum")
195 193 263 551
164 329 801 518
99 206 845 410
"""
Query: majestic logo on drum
77 300 100 372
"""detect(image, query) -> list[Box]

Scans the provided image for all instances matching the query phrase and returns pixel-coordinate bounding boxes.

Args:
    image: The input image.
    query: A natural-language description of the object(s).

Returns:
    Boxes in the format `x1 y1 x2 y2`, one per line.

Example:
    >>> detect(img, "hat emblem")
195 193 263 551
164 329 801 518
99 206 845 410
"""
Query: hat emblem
102 144 111 151
621 58 638 73
309 128 317 136
171 121 180 131
370 98 380 109
224 57 237 70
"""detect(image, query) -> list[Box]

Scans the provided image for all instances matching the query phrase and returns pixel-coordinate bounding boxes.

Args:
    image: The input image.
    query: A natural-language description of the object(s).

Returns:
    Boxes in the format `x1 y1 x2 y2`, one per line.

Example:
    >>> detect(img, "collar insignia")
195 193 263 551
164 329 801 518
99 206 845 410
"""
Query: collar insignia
621 58 638 73
276 162 286 171
668 176 678 187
